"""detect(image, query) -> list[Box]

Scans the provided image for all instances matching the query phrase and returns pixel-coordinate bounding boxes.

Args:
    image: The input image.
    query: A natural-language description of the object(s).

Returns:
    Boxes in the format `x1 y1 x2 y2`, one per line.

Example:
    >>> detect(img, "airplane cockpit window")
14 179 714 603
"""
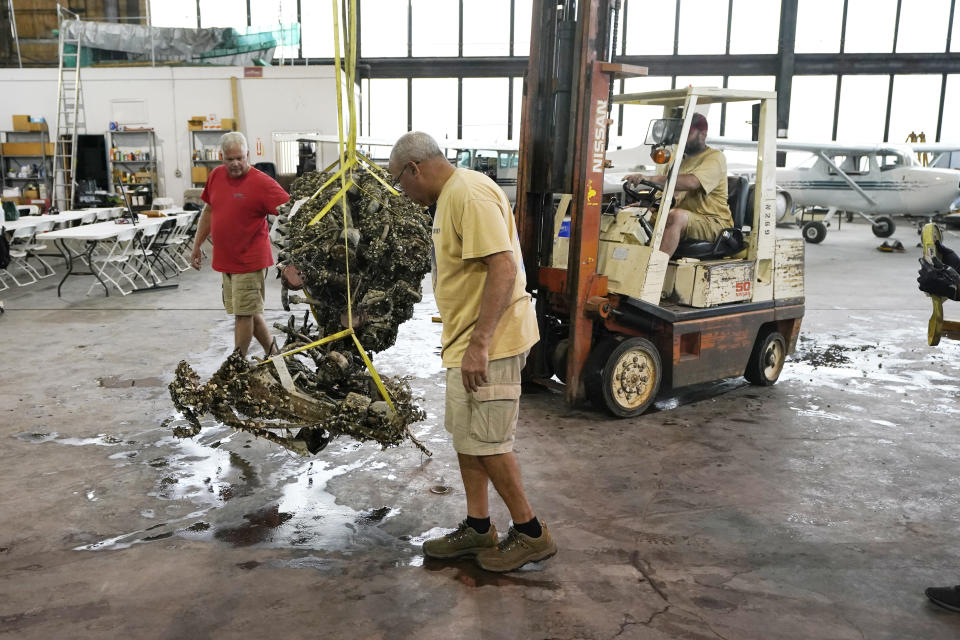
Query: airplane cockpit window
830 155 869 175
796 154 818 169
878 150 914 170
498 151 520 169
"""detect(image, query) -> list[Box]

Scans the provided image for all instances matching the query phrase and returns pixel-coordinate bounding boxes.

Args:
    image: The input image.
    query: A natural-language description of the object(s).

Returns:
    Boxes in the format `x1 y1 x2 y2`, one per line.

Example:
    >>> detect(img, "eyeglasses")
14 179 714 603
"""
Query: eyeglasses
391 161 417 192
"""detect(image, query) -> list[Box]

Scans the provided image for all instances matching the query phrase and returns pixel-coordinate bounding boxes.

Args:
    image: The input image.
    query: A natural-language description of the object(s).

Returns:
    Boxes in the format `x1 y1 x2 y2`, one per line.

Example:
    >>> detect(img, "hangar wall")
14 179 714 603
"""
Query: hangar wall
0 65 344 202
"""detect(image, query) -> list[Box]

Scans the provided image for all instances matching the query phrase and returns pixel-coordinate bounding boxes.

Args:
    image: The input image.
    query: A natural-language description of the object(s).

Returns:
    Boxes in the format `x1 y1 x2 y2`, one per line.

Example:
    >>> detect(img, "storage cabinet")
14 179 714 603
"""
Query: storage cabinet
109 129 159 211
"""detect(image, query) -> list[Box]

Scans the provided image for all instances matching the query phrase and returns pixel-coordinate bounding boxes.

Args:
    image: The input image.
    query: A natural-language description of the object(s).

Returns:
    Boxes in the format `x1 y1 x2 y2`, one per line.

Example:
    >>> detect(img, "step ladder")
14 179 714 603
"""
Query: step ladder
7 0 23 68
53 4 86 211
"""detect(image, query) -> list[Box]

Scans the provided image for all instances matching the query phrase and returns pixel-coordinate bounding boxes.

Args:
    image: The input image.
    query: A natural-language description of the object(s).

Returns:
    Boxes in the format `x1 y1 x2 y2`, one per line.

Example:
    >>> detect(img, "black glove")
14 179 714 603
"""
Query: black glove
936 240 960 271
918 257 960 301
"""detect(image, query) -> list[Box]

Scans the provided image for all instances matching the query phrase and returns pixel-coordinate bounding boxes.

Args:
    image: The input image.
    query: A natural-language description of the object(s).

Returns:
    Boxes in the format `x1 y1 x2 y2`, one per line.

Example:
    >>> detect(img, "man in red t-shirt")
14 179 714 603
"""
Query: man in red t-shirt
190 132 289 356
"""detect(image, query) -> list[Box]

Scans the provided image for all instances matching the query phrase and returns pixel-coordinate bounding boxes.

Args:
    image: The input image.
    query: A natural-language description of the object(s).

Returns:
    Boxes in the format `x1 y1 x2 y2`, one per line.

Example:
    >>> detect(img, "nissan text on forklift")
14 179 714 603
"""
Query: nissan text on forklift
522 86 805 417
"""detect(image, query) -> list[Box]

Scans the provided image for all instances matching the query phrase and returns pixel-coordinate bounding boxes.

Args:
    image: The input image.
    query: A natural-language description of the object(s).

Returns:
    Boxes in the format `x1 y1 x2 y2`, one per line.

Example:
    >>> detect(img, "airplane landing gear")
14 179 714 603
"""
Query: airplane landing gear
871 215 896 238
802 221 827 244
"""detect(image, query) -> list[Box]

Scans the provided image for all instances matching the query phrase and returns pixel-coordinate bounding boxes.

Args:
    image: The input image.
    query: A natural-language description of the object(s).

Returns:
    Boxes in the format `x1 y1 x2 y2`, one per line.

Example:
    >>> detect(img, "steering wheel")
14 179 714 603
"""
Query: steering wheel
620 181 658 240
630 178 663 192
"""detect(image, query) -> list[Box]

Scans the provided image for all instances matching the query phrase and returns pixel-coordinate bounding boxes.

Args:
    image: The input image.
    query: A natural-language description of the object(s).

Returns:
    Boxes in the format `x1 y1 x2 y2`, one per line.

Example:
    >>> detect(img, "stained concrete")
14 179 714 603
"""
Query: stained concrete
1 220 960 639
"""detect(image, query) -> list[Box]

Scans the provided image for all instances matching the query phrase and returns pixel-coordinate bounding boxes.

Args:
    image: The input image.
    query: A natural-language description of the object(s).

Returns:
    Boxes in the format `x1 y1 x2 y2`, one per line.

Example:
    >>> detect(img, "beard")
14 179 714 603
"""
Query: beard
684 137 706 156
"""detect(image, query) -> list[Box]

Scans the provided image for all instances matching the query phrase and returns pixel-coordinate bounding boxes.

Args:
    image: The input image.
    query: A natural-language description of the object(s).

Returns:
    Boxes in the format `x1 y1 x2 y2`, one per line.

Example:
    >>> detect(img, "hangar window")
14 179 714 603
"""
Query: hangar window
676 0 728 55
795 0 843 53
844 0 898 53
728 0 781 54
360 0 409 57
463 0 511 56
199 0 247 29
150 0 197 28
624 0 675 55
896 0 951 53
299 1 334 58
411 0 459 56
412 78 458 141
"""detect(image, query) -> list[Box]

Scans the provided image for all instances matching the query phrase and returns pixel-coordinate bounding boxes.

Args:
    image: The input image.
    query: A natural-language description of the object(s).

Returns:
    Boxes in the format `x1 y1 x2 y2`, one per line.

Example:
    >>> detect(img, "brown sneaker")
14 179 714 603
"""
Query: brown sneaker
422 520 498 559
475 520 558 572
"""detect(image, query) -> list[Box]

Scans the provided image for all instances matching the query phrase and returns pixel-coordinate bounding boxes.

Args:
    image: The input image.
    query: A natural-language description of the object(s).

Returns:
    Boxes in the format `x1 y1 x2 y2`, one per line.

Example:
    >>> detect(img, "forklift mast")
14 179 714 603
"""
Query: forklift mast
515 0 645 404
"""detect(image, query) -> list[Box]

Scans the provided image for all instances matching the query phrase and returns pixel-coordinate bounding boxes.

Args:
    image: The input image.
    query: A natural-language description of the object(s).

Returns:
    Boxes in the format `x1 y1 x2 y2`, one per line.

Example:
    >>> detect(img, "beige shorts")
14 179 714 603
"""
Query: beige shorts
222 269 267 315
681 211 727 241
445 352 527 456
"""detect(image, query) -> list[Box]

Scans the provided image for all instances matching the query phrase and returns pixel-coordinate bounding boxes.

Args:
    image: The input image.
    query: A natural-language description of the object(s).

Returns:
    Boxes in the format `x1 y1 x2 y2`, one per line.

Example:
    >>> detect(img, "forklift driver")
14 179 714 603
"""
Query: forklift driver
624 113 734 257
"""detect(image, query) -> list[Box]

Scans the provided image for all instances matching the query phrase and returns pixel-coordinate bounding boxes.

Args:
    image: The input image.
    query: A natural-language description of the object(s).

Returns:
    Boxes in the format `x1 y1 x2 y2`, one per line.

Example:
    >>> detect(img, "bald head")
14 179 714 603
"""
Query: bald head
388 131 454 207
389 131 445 166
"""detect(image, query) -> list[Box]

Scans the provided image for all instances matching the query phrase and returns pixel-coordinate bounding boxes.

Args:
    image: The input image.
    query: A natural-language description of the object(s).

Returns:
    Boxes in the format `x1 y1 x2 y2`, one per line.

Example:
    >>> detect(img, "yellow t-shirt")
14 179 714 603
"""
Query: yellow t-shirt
432 168 539 368
674 147 733 226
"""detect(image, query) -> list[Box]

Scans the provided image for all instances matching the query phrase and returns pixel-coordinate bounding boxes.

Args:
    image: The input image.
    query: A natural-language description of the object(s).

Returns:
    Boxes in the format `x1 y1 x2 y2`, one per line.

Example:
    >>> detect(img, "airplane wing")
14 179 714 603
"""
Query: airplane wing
910 142 960 153
711 136 960 156
708 137 896 155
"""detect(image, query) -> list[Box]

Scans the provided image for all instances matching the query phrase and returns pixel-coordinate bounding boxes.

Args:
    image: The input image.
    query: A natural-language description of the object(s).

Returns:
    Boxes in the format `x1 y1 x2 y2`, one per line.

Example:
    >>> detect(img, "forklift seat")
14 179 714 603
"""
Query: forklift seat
672 175 749 260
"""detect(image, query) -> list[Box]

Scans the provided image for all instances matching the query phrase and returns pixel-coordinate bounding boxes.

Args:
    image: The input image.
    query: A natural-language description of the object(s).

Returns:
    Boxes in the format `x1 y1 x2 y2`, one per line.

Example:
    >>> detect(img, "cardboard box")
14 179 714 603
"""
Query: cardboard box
191 166 209 183
188 116 205 131
23 189 39 199
2 142 55 156
221 118 234 131
11 115 48 132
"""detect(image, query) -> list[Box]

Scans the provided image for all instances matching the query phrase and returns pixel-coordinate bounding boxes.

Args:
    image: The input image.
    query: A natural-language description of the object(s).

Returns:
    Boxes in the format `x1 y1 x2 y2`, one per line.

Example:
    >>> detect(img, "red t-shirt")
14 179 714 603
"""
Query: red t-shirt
201 165 289 273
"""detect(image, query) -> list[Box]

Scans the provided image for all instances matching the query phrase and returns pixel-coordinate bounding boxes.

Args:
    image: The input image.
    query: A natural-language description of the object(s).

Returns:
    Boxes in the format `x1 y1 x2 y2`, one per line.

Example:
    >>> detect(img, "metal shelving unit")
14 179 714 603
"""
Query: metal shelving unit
109 129 159 211
1 130 54 203
189 127 233 187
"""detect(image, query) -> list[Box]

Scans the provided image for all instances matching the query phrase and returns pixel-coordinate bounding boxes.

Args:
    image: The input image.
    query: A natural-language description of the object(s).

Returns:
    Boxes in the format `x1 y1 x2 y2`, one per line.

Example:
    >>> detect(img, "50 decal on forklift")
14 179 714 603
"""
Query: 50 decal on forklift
593 99 609 173
735 281 752 296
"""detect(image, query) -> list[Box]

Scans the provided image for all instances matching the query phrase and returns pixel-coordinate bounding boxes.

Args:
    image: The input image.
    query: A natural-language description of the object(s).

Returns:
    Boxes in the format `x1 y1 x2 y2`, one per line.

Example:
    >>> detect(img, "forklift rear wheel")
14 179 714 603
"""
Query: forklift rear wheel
802 221 827 244
744 330 786 386
872 215 895 238
586 337 662 417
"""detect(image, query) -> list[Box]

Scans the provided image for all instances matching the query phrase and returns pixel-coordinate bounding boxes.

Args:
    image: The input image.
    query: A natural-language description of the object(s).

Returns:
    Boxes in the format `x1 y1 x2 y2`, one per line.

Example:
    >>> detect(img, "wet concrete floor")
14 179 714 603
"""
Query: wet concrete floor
1 220 960 639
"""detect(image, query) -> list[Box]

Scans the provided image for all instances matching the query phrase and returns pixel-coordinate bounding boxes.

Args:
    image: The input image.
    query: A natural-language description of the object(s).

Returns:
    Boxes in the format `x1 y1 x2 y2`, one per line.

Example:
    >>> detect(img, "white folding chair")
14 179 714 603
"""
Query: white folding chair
24 218 56 278
87 226 140 295
127 223 163 287
79 211 98 225
2 225 40 286
163 213 197 271
95 209 114 221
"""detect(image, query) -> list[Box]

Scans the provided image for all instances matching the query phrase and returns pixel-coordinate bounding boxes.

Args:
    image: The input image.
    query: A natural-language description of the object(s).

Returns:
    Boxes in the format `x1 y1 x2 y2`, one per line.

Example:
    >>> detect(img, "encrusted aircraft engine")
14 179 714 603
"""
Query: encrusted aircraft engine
169 166 434 455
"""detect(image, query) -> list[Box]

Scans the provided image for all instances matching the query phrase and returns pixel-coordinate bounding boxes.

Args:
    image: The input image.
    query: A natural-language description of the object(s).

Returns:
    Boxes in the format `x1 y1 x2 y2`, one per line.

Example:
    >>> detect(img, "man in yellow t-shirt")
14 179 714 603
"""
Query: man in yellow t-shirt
626 112 733 256
388 131 556 573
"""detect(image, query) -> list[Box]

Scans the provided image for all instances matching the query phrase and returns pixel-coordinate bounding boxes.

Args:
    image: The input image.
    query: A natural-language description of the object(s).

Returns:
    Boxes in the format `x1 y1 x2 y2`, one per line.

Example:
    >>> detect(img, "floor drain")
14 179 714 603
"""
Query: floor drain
430 485 451 495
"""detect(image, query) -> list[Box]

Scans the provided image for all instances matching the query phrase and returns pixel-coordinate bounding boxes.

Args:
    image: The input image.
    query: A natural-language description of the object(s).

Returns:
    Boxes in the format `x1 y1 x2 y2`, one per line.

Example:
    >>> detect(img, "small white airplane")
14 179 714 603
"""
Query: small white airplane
711 138 960 243
297 134 520 201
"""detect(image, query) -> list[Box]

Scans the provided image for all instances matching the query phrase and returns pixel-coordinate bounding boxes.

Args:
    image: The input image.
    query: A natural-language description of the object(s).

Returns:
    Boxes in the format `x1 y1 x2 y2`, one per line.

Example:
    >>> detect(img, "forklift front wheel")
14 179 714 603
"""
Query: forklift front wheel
586 337 662 418
802 221 827 244
744 330 786 386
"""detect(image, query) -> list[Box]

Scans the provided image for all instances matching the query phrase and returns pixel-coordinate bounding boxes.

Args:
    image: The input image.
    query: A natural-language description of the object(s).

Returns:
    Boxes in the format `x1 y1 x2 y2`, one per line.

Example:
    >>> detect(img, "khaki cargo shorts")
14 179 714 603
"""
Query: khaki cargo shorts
222 268 267 315
445 352 527 456
681 211 727 242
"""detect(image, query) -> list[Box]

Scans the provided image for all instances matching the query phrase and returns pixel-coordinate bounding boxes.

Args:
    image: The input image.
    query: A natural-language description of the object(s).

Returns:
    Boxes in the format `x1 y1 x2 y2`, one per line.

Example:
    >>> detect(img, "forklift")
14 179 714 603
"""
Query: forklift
515 0 804 417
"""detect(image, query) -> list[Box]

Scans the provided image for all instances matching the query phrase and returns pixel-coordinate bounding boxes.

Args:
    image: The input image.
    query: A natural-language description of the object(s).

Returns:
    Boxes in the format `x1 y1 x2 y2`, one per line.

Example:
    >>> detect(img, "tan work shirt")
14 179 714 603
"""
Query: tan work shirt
673 147 733 226
432 168 539 368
